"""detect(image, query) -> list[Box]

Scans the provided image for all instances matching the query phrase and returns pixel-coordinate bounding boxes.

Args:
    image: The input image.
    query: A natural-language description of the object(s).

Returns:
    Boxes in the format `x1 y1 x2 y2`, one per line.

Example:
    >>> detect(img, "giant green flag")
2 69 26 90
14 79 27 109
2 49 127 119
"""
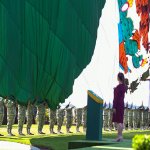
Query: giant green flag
0 0 105 109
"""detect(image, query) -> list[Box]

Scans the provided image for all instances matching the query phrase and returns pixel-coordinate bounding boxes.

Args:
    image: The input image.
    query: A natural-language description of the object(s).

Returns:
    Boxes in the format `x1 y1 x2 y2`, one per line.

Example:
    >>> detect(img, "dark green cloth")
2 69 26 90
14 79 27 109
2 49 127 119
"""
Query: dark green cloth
0 0 105 109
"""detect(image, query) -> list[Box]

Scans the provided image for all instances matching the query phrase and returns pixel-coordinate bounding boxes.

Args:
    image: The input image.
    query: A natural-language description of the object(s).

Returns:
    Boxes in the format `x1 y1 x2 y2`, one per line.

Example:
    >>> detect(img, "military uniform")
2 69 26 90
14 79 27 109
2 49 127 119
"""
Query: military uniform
66 108 73 133
148 109 150 129
75 108 82 132
128 105 133 130
103 104 108 131
18 104 26 135
36 102 45 134
0 97 4 136
82 106 87 132
136 107 141 128
49 109 57 134
144 107 149 130
132 106 138 130
124 103 128 130
57 109 65 133
4 98 16 136
26 102 34 135
138 104 145 130
107 103 113 131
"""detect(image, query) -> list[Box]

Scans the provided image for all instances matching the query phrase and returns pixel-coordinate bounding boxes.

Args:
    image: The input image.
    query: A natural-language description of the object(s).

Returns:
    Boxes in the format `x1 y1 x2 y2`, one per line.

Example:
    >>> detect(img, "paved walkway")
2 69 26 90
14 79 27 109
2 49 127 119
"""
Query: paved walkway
0 141 40 150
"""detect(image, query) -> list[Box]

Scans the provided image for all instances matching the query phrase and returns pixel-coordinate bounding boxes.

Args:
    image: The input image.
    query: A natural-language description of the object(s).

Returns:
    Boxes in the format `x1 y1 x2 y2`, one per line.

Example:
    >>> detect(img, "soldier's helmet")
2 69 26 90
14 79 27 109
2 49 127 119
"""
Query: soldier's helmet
138 102 145 110
125 102 128 108
145 107 149 111
103 102 107 109
108 102 111 109
132 105 137 110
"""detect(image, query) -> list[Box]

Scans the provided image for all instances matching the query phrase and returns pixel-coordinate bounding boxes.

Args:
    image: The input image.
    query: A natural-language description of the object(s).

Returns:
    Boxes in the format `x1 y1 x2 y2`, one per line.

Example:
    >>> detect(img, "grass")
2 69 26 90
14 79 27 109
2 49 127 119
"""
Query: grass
0 125 150 150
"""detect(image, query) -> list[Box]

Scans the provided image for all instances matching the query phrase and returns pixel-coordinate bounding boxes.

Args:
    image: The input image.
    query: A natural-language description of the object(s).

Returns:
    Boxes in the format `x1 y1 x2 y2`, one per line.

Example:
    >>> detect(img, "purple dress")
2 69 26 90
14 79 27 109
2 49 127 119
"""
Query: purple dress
112 84 127 123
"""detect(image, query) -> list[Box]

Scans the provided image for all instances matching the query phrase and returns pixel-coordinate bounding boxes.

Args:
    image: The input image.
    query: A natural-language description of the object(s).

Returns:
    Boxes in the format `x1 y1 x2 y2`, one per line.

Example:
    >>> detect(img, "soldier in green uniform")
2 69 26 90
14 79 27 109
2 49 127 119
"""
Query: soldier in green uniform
4 96 16 136
49 109 57 134
144 107 149 130
138 102 145 130
75 108 82 132
57 108 65 134
132 106 138 130
82 106 87 132
0 97 4 136
103 103 108 131
123 102 128 130
36 101 46 134
136 105 141 129
18 104 26 135
26 101 34 135
66 106 74 133
128 104 133 130
107 103 113 131
148 108 150 129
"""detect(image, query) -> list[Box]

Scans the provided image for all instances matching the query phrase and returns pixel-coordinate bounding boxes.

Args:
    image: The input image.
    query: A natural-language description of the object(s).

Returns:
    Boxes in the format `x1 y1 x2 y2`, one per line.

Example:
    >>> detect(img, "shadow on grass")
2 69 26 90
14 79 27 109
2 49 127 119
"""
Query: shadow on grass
30 134 85 150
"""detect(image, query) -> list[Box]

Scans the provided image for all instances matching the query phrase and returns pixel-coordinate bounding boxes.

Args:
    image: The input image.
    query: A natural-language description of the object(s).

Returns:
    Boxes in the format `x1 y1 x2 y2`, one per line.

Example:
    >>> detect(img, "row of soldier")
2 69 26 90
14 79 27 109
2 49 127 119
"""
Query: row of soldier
0 97 87 136
1 96 149 136
103 102 150 131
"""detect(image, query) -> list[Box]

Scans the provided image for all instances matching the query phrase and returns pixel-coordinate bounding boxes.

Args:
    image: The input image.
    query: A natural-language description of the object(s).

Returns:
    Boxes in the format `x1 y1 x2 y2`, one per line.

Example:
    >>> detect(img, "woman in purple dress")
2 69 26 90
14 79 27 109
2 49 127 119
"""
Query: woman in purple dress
112 73 127 142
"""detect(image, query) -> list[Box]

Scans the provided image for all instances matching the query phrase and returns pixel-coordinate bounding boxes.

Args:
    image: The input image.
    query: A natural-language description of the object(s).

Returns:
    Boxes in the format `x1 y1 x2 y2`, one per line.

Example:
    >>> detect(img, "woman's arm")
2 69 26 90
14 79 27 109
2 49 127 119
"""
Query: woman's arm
113 86 120 109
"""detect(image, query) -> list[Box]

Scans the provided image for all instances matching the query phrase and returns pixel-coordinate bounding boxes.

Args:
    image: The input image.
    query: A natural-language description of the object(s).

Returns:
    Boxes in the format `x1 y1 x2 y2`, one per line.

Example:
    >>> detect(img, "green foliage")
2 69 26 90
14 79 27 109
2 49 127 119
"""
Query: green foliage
132 135 150 150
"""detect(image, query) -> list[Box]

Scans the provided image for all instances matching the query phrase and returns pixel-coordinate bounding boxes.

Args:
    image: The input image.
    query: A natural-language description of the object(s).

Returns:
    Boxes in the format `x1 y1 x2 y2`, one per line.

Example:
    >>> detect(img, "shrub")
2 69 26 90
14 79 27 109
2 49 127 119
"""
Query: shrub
132 135 150 150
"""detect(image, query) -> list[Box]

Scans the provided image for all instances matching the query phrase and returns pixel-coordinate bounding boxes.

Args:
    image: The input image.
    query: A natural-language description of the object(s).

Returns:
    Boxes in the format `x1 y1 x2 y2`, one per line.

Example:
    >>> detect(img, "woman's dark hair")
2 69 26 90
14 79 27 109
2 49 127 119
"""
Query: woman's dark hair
118 72 125 84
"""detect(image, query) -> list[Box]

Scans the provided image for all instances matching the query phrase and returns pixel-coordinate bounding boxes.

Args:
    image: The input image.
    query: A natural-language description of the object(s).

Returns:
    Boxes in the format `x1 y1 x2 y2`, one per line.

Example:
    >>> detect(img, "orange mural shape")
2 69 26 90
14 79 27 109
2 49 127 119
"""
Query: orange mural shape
141 58 148 67
119 42 128 73
132 30 141 50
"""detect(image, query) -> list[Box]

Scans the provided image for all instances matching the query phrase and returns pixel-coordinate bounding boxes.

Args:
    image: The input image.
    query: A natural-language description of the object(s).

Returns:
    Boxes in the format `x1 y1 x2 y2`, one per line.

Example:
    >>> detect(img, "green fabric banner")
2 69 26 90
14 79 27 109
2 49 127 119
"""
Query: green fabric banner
0 0 105 109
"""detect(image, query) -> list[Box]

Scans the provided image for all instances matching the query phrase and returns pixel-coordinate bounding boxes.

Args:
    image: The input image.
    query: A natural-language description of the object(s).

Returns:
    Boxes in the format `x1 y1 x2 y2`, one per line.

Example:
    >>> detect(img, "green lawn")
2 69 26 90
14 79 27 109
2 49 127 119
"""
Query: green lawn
0 125 150 150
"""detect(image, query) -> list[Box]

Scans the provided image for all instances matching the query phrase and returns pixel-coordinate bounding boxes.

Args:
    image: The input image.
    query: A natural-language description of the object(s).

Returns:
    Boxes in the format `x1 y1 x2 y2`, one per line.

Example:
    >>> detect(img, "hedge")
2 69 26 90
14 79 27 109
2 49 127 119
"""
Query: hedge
132 135 150 150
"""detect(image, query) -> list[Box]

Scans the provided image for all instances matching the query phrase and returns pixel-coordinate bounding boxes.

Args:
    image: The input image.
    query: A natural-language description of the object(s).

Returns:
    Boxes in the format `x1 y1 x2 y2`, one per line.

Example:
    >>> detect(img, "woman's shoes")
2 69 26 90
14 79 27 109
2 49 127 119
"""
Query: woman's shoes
113 137 123 142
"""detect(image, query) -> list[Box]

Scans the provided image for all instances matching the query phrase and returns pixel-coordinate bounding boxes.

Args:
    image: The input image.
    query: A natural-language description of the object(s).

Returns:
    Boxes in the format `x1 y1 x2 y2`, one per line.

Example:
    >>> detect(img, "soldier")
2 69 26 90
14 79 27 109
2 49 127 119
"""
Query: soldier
124 102 128 130
148 109 150 129
75 108 82 132
132 106 138 130
36 101 46 134
82 106 87 132
107 103 113 131
26 101 34 135
49 109 57 134
18 104 26 135
138 102 145 130
128 104 133 130
103 103 108 131
136 105 141 129
0 97 4 136
57 108 65 134
4 96 16 136
144 107 149 130
66 106 74 133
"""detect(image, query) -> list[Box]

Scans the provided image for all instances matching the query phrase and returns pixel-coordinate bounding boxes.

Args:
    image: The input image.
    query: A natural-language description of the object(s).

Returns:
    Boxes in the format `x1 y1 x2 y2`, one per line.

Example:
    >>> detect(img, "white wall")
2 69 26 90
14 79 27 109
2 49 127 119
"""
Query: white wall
64 0 149 108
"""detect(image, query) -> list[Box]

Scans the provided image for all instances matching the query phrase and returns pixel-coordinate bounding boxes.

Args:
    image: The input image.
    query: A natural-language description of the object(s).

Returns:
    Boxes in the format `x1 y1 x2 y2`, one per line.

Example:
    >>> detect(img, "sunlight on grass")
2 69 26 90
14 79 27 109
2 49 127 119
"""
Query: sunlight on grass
0 125 150 150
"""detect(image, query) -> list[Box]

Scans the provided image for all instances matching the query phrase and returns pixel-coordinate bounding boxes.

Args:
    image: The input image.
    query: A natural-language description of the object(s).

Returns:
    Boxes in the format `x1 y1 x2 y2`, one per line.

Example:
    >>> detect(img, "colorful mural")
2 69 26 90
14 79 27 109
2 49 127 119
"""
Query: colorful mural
118 0 149 93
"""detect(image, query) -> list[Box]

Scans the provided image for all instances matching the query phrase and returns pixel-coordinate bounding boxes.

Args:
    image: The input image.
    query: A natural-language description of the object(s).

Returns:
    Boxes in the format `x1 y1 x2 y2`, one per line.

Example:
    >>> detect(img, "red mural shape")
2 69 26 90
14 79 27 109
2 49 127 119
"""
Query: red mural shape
135 0 149 52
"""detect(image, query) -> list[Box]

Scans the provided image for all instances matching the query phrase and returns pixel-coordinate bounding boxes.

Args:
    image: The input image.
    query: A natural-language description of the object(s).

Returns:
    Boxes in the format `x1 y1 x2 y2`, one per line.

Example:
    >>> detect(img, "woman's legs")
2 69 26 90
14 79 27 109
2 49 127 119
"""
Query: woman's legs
118 123 123 138
113 123 123 142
